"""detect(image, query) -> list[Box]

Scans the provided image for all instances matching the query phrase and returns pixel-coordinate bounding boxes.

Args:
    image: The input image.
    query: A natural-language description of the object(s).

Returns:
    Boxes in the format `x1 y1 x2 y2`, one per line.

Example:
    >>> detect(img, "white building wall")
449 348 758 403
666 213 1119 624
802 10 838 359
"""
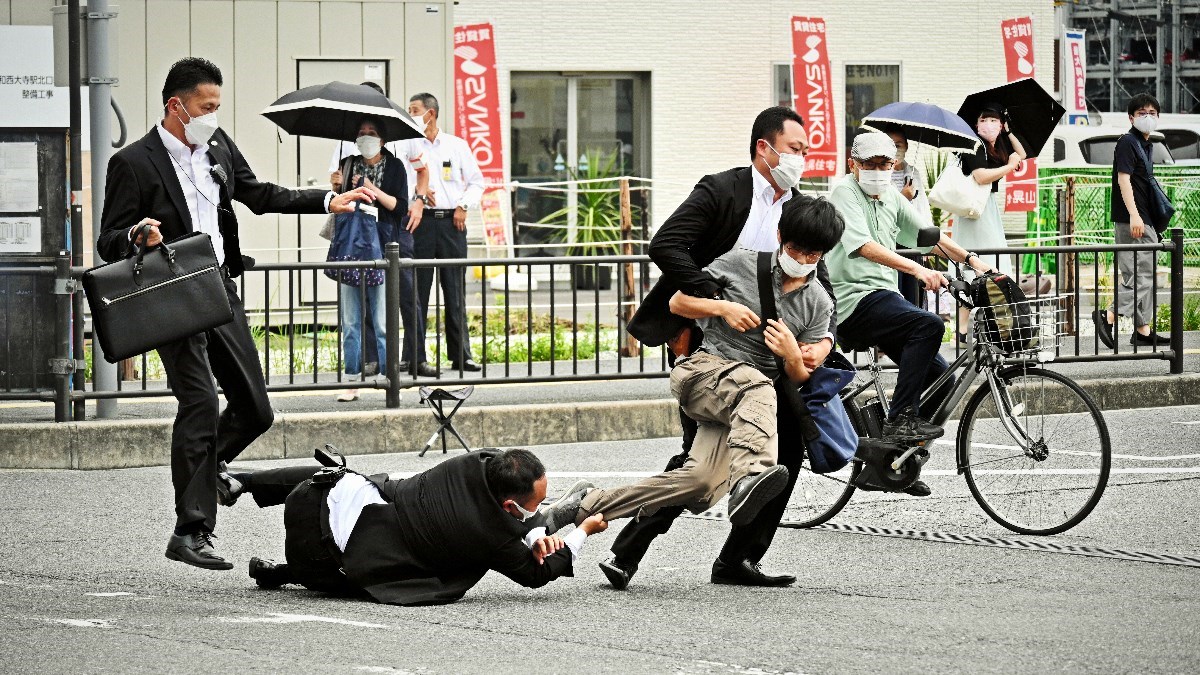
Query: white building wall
454 0 1056 231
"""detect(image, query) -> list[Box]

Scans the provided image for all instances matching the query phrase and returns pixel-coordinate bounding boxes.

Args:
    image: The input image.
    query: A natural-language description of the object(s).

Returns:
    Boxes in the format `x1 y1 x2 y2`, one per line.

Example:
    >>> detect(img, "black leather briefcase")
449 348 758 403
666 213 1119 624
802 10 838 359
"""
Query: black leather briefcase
82 229 233 363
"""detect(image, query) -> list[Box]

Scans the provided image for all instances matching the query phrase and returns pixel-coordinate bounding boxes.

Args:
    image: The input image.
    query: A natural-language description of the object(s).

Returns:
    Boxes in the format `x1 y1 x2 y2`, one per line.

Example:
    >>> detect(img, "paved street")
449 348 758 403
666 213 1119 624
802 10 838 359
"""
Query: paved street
0 404 1198 673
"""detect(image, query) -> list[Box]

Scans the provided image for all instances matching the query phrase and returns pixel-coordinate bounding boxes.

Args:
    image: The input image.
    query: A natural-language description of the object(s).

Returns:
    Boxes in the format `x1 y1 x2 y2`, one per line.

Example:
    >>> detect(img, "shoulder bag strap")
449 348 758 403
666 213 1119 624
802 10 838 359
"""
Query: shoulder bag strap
756 252 819 440
1127 133 1155 178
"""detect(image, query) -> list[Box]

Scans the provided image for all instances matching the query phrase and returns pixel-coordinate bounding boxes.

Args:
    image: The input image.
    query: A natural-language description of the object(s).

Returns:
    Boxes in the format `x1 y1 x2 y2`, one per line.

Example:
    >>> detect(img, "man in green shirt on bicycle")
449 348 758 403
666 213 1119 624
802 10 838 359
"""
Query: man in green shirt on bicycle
826 132 994 495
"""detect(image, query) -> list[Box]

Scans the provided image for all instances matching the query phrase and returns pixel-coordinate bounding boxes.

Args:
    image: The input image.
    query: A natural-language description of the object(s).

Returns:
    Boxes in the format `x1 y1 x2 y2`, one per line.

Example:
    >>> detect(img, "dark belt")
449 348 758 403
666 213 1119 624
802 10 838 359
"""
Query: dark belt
426 209 455 219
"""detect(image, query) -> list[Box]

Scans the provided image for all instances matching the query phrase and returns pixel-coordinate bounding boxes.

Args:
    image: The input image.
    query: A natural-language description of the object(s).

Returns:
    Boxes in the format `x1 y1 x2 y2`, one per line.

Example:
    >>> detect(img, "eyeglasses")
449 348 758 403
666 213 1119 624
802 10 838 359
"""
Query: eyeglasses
1133 111 1159 118
855 158 896 170
783 243 822 262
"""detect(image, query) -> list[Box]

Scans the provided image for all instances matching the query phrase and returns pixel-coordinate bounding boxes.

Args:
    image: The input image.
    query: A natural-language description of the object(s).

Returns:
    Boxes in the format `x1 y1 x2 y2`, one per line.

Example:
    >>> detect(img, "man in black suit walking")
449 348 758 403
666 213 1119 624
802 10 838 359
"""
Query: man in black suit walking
227 449 608 606
607 107 837 589
96 57 375 571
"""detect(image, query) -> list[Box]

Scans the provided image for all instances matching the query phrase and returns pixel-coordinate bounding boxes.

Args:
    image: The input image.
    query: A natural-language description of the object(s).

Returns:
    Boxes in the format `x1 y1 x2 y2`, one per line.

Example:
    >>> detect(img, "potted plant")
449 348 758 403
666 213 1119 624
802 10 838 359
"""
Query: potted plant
537 148 627 290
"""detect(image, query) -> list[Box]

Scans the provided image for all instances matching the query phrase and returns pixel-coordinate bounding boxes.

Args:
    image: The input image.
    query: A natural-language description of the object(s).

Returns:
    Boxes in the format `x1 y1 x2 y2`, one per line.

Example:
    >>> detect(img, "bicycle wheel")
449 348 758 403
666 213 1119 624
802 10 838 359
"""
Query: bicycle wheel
787 458 859 528
959 365 1111 535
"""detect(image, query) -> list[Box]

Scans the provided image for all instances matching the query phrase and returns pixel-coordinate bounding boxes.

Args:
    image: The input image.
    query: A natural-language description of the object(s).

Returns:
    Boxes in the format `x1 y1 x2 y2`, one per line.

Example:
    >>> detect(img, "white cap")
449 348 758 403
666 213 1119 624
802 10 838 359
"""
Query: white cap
850 132 897 161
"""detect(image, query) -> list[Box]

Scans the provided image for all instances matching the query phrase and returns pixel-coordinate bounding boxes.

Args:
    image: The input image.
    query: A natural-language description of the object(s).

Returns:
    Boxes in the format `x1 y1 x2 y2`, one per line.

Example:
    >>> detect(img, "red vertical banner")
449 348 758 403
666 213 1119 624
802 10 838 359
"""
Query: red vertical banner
790 17 837 177
453 23 510 250
1001 16 1037 212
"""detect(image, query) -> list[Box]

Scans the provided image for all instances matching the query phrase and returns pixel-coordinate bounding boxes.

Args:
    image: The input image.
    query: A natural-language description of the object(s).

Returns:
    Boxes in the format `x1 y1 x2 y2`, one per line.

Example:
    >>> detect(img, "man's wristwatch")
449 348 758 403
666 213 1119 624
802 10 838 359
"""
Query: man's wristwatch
414 194 429 205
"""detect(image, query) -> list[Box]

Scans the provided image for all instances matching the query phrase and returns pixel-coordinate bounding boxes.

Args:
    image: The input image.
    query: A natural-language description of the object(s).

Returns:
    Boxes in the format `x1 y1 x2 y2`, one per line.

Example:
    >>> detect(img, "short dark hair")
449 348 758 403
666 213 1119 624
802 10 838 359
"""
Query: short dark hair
360 81 385 95
750 106 805 159
484 448 545 502
356 115 387 142
1127 93 1160 116
410 92 440 118
778 194 845 254
161 57 222 106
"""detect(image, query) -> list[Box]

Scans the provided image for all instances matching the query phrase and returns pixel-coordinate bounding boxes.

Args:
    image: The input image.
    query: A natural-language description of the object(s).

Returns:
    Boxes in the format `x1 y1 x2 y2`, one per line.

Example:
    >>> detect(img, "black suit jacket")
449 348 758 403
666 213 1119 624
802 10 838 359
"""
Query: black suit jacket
628 167 837 346
340 450 573 606
97 126 329 276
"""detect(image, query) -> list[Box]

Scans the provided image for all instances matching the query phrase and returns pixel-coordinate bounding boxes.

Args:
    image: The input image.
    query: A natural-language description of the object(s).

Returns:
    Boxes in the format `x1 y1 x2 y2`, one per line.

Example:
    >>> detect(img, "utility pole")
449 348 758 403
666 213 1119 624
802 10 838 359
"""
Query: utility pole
87 0 118 418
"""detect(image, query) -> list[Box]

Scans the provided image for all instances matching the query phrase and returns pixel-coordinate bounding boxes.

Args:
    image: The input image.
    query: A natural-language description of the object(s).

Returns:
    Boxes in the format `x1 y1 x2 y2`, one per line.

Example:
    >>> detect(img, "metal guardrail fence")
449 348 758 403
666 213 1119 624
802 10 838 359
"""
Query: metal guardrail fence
0 230 1189 422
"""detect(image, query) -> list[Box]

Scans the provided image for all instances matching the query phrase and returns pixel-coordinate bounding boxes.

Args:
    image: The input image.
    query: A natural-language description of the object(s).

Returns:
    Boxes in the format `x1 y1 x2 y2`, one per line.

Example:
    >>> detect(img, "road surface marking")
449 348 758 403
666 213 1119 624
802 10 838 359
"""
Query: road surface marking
55 619 109 628
218 612 388 629
1172 420 1200 426
84 592 134 597
933 438 1200 461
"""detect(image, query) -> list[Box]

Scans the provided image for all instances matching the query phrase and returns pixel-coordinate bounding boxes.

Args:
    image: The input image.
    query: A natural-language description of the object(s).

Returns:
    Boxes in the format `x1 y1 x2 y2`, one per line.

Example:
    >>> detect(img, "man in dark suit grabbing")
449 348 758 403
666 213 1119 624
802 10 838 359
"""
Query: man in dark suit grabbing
225 449 608 606
96 57 376 571
607 107 837 589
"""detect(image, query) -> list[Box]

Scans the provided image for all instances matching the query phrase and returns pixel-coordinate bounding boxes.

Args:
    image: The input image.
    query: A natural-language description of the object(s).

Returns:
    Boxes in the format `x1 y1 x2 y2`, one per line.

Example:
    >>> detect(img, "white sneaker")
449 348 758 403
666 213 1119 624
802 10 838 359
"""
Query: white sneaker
336 389 359 402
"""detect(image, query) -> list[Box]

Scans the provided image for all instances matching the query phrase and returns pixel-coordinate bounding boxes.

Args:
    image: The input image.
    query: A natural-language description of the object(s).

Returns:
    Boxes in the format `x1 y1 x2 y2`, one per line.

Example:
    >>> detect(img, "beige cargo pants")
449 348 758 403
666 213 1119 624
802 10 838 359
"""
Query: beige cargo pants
577 351 778 523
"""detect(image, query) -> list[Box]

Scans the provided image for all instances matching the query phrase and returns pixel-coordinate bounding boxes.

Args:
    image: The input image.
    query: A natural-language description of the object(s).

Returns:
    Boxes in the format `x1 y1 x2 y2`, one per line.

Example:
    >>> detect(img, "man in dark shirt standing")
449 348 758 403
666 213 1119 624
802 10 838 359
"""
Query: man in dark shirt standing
1093 93 1171 348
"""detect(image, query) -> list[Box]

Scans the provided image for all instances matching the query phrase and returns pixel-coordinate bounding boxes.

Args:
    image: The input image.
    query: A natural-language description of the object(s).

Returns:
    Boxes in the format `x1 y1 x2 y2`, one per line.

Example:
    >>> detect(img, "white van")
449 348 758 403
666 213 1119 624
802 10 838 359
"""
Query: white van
1039 124 1175 168
1099 112 1200 164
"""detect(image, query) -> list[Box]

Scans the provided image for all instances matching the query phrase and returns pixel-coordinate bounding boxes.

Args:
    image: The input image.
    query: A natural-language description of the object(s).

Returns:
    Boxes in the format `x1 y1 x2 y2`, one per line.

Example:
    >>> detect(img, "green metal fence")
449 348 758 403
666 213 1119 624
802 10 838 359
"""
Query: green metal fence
1021 167 1200 273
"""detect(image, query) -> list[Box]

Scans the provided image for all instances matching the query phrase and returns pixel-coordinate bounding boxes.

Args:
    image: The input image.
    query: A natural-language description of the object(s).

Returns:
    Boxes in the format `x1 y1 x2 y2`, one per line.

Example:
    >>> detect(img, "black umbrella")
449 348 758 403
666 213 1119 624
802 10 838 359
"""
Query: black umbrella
261 81 423 142
957 78 1065 158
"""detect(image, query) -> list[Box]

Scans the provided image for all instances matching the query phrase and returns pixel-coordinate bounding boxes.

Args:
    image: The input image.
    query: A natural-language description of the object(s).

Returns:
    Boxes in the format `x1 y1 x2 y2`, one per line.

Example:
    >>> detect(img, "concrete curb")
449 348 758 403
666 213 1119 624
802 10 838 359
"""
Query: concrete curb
1 374 1196 470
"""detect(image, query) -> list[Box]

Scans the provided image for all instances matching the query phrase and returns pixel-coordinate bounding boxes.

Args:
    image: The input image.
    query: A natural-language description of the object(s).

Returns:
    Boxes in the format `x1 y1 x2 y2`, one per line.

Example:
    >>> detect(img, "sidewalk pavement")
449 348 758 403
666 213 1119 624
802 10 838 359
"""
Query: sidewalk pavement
1 333 1197 470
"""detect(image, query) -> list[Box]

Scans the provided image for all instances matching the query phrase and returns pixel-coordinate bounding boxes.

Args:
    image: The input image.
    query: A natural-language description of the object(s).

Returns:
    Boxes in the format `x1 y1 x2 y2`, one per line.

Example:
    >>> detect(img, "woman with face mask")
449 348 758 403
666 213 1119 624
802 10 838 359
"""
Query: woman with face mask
330 117 427 401
954 103 1026 339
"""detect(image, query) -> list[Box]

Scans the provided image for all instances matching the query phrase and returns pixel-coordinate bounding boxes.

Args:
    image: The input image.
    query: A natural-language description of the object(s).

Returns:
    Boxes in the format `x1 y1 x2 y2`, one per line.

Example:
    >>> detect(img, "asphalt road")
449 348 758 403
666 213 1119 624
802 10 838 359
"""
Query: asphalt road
0 404 1198 673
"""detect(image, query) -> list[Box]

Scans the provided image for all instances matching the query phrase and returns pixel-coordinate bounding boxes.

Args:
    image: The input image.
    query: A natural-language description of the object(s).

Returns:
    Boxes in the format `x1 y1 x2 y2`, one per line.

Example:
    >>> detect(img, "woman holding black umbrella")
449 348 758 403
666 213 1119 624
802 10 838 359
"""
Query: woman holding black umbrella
954 103 1025 336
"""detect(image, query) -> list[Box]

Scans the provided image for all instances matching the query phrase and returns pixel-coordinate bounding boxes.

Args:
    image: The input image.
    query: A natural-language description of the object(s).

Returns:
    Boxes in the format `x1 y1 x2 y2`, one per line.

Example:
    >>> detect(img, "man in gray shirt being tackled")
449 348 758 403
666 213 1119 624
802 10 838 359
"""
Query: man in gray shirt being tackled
542 196 844 553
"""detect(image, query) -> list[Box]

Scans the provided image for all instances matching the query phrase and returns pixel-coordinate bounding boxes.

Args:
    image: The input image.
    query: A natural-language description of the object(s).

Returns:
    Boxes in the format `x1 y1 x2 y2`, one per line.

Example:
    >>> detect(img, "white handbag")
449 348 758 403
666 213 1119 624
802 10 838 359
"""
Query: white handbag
927 157 990 220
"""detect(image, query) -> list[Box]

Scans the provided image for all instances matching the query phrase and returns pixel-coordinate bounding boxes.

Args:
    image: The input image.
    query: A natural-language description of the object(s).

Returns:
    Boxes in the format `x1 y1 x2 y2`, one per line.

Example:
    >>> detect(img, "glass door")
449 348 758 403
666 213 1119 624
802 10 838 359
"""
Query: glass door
510 72 649 256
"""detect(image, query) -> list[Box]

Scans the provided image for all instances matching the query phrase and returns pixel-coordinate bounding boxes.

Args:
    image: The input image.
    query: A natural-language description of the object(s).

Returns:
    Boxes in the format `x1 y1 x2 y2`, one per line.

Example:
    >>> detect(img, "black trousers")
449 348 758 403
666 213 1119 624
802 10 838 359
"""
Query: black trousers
413 215 474 365
610 378 806 567
244 465 359 595
156 278 274 534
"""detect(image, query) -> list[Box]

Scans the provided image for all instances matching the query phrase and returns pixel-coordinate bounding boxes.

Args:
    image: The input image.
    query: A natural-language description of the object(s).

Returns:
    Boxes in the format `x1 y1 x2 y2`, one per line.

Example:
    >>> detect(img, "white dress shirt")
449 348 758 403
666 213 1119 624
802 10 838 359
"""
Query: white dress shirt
736 167 792 253
327 473 387 552
400 131 485 209
156 124 224 264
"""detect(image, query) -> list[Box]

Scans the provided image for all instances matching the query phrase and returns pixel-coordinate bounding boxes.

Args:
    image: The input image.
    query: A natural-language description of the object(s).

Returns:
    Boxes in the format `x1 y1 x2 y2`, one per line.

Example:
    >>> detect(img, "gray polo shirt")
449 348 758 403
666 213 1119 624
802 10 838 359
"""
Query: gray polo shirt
697 248 834 379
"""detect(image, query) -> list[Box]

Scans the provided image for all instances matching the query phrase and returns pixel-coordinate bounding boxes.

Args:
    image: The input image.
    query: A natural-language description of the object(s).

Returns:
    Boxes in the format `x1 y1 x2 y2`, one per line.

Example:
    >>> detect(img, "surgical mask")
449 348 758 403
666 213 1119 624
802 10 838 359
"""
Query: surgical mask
175 101 219 147
356 135 382 159
1133 114 1158 135
977 119 1002 143
764 142 806 189
409 110 428 134
778 248 817 278
856 168 893 196
507 500 537 522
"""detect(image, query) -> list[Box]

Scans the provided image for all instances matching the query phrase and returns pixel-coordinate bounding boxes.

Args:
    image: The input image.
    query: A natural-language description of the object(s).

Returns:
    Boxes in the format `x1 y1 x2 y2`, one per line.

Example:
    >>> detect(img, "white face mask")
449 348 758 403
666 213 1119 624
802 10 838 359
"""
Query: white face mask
175 101 219 146
763 142 806 189
507 500 537 522
1133 114 1158 135
356 135 382 159
856 168 893 196
409 110 428 134
778 248 817 278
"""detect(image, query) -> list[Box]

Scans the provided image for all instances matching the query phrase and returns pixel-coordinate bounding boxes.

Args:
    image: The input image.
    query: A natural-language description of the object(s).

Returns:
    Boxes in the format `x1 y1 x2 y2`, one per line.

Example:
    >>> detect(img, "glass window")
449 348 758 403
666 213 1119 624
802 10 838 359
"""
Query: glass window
1081 138 1174 165
1162 129 1200 160
844 64 900 158
773 63 792 108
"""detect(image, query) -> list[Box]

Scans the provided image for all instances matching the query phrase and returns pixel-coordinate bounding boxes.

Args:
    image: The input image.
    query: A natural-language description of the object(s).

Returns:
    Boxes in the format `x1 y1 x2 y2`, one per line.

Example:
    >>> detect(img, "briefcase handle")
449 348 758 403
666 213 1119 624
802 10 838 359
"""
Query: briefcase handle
128 223 177 279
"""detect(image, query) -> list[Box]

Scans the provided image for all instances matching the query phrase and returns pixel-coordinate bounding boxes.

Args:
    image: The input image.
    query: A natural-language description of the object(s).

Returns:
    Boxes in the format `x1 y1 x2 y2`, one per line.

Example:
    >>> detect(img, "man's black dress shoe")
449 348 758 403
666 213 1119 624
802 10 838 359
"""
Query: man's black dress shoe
598 556 637 590
902 479 932 497
411 362 440 377
248 556 290 589
165 532 233 570
711 558 795 587
398 361 410 373
216 461 243 507
1092 310 1116 349
726 465 789 526
453 359 482 372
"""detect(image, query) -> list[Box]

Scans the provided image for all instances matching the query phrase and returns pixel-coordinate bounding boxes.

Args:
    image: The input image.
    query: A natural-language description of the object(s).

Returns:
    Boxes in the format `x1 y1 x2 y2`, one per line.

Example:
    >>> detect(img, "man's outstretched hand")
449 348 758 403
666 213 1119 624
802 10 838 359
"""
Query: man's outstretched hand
329 186 376 213
580 513 608 536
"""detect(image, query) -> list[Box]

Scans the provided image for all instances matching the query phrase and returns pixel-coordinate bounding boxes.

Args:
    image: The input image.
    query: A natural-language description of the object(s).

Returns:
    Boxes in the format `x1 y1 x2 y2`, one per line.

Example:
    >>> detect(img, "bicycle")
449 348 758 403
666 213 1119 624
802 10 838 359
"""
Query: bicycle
788 263 1112 536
